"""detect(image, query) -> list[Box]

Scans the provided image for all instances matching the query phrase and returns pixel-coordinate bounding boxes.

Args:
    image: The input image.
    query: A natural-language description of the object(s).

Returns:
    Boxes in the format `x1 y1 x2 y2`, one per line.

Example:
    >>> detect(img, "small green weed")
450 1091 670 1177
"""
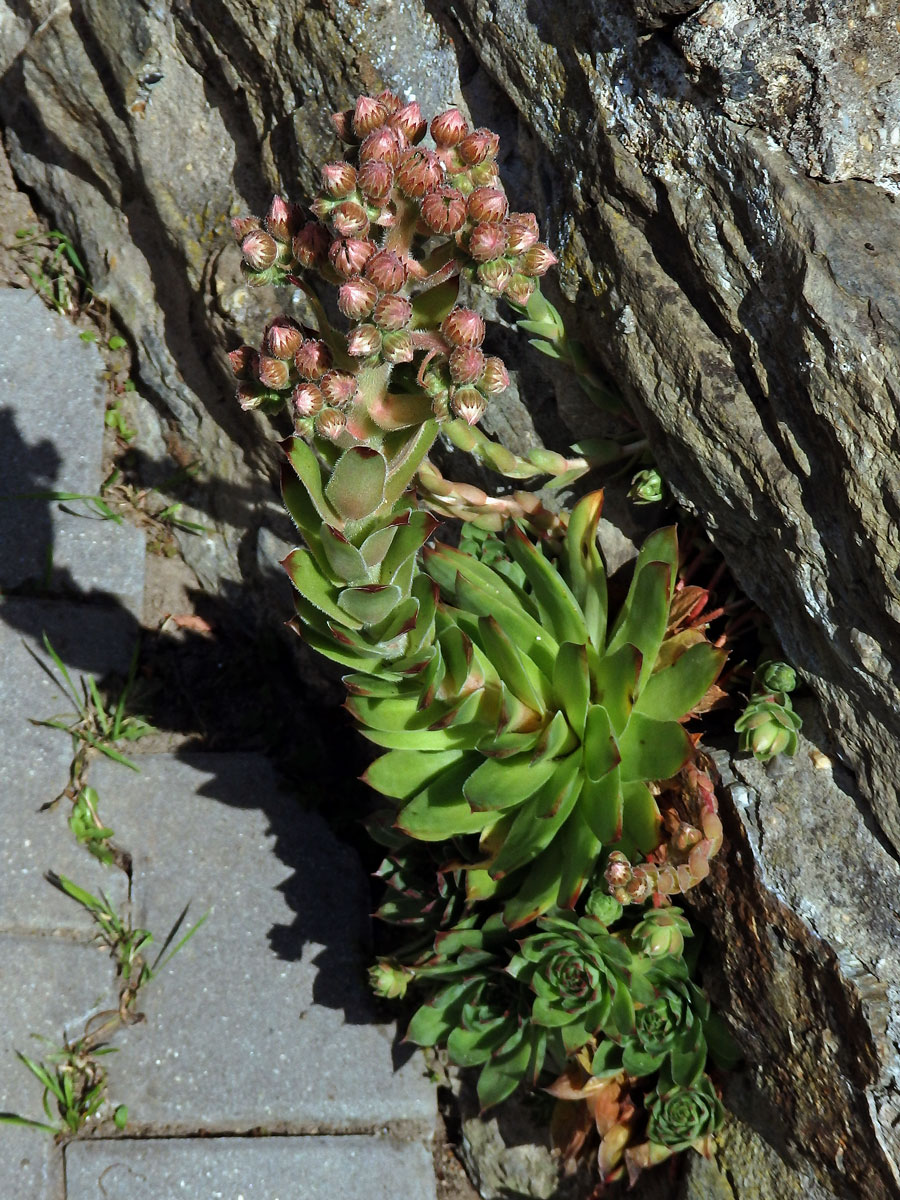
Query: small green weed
11 228 92 316
68 787 116 866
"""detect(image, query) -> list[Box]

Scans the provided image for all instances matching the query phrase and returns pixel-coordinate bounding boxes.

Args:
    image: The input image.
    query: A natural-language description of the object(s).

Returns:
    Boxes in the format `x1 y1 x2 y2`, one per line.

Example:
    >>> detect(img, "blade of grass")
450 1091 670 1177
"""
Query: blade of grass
85 676 111 739
150 908 210 976
0 1113 58 1134
40 634 84 714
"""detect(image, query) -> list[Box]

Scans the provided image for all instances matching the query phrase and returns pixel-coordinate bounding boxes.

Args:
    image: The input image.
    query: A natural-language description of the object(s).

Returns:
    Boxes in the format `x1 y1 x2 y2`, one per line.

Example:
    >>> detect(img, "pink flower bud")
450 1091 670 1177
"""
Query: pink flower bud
329 237 376 277
294 339 333 380
338 277 378 319
320 370 359 407
519 243 558 277
506 213 540 254
504 273 536 307
381 330 414 363
236 383 263 411
441 307 485 348
605 852 632 888
467 221 508 262
321 162 358 198
372 294 413 330
357 160 394 201
459 128 499 165
395 148 444 198
241 229 278 271
364 249 407 294
449 346 485 385
389 101 427 143
479 356 509 395
258 355 291 390
430 108 469 147
352 95 388 138
266 195 301 241
292 382 325 417
376 89 401 115
266 318 303 359
420 186 467 235
293 221 330 269
231 215 261 240
346 323 382 357
331 109 357 143
476 259 513 293
330 201 371 238
228 345 259 379
359 127 402 167
450 386 487 425
316 408 347 439
467 187 508 224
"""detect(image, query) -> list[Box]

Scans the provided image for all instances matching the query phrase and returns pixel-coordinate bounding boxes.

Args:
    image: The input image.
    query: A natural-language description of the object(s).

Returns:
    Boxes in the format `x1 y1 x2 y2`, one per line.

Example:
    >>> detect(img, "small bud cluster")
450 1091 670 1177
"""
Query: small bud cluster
230 92 557 440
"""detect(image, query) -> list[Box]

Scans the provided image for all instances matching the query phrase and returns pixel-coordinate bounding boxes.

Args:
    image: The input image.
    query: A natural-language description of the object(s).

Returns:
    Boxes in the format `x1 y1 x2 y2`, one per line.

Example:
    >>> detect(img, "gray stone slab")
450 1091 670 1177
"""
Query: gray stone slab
66 1135 437 1199
0 289 145 611
0 934 119 1200
90 753 437 1136
0 601 135 933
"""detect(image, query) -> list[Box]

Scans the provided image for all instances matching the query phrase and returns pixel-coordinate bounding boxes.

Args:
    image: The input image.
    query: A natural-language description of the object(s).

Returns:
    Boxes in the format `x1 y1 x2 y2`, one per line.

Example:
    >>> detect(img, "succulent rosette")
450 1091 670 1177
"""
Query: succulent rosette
644 1069 724 1152
735 690 802 761
629 906 692 959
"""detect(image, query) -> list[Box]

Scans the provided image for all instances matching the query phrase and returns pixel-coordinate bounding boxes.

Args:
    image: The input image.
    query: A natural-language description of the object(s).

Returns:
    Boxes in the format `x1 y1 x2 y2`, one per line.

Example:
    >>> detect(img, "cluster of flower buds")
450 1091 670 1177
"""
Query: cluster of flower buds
230 91 558 440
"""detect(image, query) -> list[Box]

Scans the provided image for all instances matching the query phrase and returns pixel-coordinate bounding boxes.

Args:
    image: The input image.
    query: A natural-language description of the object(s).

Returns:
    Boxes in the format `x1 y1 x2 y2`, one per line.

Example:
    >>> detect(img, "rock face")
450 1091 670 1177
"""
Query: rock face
2 0 899 1195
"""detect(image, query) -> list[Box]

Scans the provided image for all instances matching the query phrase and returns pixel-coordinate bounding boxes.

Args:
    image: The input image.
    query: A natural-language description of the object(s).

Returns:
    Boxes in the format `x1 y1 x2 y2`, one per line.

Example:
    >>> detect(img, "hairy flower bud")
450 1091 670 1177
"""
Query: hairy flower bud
449 346 486 385
266 195 301 242
395 148 444 198
504 272 536 307
467 186 508 224
320 370 359 408
292 382 325 417
430 107 469 147
241 229 278 271
506 213 540 254
329 236 376 277
266 318 303 360
519 243 559 277
476 259 513 293
359 127 402 167
321 161 358 199
292 221 330 270
331 109 357 144
357 160 394 202
450 385 487 425
364 249 407 293
316 407 347 439
231 215 261 240
441 307 485 348
605 852 632 889
420 186 467 235
236 382 263 411
459 127 500 165
346 323 382 357
390 101 427 143
257 355 291 390
294 339 333 380
330 200 371 238
352 95 389 138
376 89 401 115
381 329 414 363
479 356 510 395
468 221 508 262
338 277 378 319
228 345 259 380
373 294 413 330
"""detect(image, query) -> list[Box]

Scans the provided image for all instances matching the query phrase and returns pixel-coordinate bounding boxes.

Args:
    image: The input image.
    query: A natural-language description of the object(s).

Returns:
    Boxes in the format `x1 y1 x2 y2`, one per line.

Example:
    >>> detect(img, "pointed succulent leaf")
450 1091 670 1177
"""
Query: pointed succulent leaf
581 766 623 844
382 420 440 505
347 692 434 733
325 446 387 521
489 752 582 879
593 644 641 735
359 523 398 568
282 549 363 628
379 510 439 584
453 574 557 679
621 780 663 855
617 712 692 782
622 1043 666 1076
425 542 539 621
554 809 605 910
670 1041 708 1089
282 437 340 524
583 704 621 780
411 276 461 328
397 758 501 840
447 1021 513 1068
564 490 608 647
607 560 673 691
635 643 727 722
504 524 589 645
281 462 329 550
464 748 560 813
363 748 472 800
475 615 547 713
295 624 385 674
338 583 402 625
320 524 370 582
553 642 591 735
533 708 578 762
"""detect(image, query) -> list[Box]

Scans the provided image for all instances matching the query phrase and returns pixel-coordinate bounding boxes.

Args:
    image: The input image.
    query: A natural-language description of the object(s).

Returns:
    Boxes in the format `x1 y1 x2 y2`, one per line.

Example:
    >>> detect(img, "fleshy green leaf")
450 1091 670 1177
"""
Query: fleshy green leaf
488 752 582 879
282 549 362 628
580 765 623 844
504 524 588 645
338 584 402 626
282 437 339 523
620 779 663 854
398 759 500 840
553 642 590 735
592 644 640 735
325 447 387 521
617 712 692 782
607 560 673 692
564 490 608 647
320 524 369 583
635 643 727 721
464 749 559 814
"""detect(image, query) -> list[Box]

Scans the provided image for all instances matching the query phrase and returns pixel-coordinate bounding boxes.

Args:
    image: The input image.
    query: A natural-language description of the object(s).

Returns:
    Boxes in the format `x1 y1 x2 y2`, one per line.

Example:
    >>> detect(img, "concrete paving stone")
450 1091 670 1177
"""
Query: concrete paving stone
0 934 119 1200
0 600 135 933
65 1134 438 1199
90 753 437 1136
0 288 145 611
